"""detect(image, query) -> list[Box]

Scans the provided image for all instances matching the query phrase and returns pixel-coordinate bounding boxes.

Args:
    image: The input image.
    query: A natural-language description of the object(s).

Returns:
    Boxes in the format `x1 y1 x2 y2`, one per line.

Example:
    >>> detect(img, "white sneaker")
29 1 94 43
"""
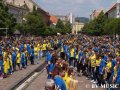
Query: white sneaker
91 80 94 82
93 81 97 84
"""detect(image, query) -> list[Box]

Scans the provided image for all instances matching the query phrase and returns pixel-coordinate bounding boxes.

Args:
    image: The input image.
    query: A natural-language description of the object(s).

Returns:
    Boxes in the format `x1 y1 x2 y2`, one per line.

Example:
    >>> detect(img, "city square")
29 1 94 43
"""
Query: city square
0 0 120 90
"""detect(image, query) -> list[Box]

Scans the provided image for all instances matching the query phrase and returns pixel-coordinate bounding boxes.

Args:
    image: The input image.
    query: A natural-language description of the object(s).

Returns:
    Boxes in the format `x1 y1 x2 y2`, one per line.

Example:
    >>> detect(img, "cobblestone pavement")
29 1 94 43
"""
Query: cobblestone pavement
0 59 45 90
26 69 105 90
26 69 47 90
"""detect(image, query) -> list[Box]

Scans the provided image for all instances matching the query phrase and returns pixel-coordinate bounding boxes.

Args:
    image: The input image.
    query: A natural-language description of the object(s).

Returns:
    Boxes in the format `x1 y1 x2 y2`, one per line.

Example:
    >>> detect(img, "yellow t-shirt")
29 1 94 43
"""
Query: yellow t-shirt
17 53 21 63
9 54 12 66
42 44 47 50
63 72 68 81
37 44 40 51
48 43 51 49
16 47 19 51
70 48 74 57
96 59 101 66
66 77 72 90
3 60 8 74
24 44 27 49
90 54 96 67
7 57 10 70
3 52 6 57
106 62 112 72
34 47 38 55
76 54 79 59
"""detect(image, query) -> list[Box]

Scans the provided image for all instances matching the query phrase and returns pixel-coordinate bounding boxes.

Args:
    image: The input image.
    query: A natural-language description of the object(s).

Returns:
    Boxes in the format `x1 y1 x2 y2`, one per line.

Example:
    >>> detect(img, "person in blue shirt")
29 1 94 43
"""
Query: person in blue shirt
116 65 120 83
21 50 26 69
103 54 108 66
46 51 52 62
66 49 70 61
74 47 77 67
52 66 67 90
0 53 3 79
77 49 83 75
30 46 34 65
98 54 106 86
12 50 17 72
47 60 55 79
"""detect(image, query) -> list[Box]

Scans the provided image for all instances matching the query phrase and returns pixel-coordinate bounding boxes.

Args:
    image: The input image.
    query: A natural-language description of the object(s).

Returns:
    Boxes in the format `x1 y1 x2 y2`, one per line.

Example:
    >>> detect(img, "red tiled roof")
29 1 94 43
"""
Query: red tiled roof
106 3 116 14
50 15 58 25
94 11 101 17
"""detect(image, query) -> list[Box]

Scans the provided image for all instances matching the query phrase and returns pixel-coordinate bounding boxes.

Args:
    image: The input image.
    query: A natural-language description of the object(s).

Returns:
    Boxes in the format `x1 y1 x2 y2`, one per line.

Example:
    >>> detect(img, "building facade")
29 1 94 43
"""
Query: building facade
72 22 84 34
5 0 36 12
7 3 29 23
5 0 51 25
105 0 120 18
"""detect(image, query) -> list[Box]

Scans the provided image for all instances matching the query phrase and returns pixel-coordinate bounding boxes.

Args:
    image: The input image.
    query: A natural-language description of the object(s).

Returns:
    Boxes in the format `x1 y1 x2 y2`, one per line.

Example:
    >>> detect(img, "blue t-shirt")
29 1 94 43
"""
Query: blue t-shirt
117 66 120 83
54 75 67 90
12 52 16 62
99 59 105 74
46 51 52 62
0 60 3 66
78 51 83 61
27 44 31 54
21 53 25 63
30 49 34 57
111 59 116 76
47 63 55 72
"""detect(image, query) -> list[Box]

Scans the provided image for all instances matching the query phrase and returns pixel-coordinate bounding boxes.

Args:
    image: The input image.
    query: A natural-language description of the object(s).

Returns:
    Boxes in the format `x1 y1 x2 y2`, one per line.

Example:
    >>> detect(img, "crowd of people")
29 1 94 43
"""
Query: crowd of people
45 34 120 90
0 36 60 79
0 34 120 90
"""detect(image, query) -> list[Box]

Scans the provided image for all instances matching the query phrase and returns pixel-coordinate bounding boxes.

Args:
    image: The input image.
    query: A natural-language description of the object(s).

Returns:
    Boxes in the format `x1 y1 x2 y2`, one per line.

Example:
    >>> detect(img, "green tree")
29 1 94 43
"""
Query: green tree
104 18 120 36
0 0 16 35
64 21 71 33
82 11 107 35
16 6 47 36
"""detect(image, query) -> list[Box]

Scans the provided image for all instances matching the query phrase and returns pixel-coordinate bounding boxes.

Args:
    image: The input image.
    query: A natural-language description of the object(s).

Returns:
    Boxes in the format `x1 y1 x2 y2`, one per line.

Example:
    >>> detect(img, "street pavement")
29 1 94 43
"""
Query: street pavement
0 59 45 90
26 69 105 90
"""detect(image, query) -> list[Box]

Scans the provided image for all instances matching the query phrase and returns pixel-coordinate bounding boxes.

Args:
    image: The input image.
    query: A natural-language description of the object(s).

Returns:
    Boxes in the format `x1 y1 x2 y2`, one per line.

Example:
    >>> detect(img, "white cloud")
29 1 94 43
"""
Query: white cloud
35 0 115 17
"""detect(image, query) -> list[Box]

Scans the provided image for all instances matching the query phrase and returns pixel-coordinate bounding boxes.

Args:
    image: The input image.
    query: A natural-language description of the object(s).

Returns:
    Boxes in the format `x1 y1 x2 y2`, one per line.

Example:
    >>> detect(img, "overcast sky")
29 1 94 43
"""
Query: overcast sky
34 0 117 18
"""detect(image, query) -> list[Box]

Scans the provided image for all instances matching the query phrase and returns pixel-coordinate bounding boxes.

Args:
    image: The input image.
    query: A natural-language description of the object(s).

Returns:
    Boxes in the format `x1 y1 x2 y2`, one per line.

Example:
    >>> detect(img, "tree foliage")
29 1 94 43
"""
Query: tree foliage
82 11 120 36
15 6 47 36
55 19 71 34
0 0 16 35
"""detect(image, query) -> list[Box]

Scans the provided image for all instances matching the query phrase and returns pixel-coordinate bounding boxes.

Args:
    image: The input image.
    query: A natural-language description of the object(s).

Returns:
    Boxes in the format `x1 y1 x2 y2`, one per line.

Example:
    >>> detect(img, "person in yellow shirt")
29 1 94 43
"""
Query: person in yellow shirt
90 51 96 83
34 44 39 64
69 47 74 66
63 66 73 90
42 43 47 51
8 51 12 74
37 43 40 60
95 54 101 84
3 54 8 78
16 51 21 70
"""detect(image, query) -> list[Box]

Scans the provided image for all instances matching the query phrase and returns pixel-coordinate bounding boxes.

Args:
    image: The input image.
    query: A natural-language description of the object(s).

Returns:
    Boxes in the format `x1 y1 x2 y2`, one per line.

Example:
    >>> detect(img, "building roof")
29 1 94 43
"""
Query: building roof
50 15 58 25
7 3 29 10
93 10 102 17
106 3 117 14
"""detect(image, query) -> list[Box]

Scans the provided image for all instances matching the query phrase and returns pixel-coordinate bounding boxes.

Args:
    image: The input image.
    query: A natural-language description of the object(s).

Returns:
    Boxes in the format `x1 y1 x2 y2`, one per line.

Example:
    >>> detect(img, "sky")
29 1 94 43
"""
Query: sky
34 0 117 18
